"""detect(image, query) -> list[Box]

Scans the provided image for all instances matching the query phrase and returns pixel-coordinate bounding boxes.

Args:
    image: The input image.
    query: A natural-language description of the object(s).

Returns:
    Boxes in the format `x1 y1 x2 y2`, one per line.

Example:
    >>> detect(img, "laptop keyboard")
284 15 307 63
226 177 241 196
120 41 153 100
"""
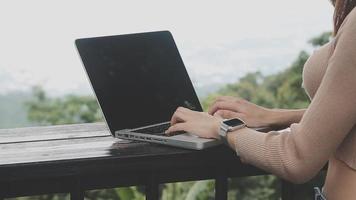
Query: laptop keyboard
134 123 185 137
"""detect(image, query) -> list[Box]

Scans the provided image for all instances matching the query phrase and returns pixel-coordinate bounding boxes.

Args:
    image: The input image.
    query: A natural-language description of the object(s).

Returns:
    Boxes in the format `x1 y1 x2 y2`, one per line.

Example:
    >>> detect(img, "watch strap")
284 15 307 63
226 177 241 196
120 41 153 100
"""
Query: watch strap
219 119 246 146
219 126 229 145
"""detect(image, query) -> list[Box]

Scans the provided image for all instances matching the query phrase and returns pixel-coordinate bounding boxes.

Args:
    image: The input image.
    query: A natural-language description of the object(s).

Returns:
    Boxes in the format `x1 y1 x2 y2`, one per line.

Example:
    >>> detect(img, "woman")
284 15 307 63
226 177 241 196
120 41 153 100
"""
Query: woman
166 0 356 199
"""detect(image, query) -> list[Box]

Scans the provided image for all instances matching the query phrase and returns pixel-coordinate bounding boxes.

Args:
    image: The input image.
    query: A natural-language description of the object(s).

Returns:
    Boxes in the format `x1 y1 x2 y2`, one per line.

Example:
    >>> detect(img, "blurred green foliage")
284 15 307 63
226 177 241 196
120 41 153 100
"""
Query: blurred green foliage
26 86 103 125
21 32 331 200
201 50 311 110
161 180 215 200
308 32 332 47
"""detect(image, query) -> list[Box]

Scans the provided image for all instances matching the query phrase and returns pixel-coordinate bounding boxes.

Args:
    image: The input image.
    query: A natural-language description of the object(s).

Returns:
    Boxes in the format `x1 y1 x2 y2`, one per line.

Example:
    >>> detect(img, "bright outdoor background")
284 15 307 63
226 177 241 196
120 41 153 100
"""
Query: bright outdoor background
1 0 333 199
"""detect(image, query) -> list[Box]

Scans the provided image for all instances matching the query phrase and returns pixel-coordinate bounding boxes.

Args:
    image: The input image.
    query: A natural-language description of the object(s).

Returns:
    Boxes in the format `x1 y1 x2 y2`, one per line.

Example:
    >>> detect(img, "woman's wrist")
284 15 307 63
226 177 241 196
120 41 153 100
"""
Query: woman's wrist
267 109 306 129
267 109 283 128
213 117 223 139
226 127 249 150
227 131 240 148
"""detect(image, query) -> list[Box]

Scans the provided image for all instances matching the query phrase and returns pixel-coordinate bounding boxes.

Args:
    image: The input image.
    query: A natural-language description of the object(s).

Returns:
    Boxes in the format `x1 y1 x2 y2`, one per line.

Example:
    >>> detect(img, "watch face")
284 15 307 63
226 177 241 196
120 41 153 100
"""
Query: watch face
224 118 244 127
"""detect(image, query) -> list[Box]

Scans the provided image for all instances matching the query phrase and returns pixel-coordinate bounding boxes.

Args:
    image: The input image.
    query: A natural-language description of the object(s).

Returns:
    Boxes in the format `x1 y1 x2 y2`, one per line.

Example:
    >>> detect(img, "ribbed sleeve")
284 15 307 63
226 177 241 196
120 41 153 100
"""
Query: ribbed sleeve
234 9 356 184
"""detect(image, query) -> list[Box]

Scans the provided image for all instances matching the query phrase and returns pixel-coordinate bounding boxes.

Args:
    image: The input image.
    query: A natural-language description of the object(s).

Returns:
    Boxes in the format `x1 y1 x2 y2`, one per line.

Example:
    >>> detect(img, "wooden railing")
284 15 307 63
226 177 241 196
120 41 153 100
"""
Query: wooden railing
0 123 298 200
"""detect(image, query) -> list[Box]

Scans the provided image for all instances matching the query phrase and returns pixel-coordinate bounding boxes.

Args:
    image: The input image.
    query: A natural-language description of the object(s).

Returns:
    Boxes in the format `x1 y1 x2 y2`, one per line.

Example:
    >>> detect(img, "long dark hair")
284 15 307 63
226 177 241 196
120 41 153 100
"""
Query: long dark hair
333 0 356 35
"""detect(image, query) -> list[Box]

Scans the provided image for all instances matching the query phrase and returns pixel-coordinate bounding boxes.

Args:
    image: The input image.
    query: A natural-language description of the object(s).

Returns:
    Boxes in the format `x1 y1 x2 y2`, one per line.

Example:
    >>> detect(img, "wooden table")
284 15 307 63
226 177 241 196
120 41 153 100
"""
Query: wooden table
0 123 269 200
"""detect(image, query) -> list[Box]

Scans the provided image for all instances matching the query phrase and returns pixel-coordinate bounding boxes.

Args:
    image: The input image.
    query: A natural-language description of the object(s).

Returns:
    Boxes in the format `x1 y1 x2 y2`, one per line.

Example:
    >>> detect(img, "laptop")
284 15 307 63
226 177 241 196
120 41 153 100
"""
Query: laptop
75 31 221 150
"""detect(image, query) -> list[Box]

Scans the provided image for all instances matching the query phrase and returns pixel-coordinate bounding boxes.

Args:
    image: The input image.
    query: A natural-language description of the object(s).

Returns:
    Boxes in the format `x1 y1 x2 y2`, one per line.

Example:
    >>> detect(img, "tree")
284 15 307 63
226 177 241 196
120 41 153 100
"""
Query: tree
26 86 103 125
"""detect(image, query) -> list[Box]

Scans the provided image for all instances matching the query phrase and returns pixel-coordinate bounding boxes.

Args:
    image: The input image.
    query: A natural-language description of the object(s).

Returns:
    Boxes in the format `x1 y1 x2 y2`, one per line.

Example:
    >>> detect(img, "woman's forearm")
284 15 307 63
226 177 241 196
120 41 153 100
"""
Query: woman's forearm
267 108 306 129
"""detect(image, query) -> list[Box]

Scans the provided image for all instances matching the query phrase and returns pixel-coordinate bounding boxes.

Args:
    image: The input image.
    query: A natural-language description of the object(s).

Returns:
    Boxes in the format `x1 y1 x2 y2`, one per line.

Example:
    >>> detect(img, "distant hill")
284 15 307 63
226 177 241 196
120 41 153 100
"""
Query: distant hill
0 92 36 129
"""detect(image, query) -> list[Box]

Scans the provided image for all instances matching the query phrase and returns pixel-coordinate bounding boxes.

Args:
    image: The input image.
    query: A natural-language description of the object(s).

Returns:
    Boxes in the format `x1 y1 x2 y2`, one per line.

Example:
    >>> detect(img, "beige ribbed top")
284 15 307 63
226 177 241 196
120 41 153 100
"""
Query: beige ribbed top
235 8 356 183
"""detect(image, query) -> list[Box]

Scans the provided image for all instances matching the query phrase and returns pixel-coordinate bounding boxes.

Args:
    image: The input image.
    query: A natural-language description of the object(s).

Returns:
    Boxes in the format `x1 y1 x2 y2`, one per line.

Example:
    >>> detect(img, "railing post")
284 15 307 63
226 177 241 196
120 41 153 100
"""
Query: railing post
281 180 296 200
0 183 4 200
71 178 84 200
215 175 228 200
146 174 159 200
70 191 84 200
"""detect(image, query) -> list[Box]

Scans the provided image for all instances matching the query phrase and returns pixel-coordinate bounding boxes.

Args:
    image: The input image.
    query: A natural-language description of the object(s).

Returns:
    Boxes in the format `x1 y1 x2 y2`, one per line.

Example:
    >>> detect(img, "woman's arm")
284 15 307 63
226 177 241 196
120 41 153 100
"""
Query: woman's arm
208 96 306 130
268 109 306 130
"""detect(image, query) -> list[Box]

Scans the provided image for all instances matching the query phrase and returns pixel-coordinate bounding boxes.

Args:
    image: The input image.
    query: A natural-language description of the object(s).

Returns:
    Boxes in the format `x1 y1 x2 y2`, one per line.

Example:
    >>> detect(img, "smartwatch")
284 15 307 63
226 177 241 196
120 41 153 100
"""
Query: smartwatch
219 118 246 145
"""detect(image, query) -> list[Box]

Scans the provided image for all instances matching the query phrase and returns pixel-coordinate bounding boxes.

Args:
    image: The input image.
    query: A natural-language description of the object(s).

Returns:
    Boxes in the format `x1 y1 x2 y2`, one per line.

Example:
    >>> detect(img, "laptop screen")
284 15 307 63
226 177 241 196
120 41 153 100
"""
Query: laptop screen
76 31 202 134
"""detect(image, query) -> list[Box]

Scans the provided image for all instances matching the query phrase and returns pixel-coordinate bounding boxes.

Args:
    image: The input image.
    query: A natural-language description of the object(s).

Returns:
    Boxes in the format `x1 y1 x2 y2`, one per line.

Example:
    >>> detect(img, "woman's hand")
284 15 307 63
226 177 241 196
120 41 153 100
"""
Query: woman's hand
208 96 272 128
165 107 222 139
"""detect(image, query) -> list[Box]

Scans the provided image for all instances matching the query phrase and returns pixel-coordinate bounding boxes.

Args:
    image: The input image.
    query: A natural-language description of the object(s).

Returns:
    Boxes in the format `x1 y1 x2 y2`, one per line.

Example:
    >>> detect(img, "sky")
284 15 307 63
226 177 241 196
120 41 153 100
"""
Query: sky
0 0 334 96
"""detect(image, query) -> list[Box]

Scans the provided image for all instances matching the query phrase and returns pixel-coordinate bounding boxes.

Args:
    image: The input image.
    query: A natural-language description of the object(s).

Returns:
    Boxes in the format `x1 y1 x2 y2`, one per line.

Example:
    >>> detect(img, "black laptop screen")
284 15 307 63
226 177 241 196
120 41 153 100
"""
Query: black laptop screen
76 31 202 133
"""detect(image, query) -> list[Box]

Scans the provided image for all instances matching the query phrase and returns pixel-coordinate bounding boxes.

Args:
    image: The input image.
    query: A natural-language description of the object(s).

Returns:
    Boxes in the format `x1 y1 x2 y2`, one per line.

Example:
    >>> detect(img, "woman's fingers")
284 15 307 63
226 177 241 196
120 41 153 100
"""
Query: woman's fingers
170 109 185 125
208 96 249 115
214 110 241 119
211 96 244 108
165 122 188 134
208 100 241 115
176 106 192 113
170 107 195 125
167 109 223 139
